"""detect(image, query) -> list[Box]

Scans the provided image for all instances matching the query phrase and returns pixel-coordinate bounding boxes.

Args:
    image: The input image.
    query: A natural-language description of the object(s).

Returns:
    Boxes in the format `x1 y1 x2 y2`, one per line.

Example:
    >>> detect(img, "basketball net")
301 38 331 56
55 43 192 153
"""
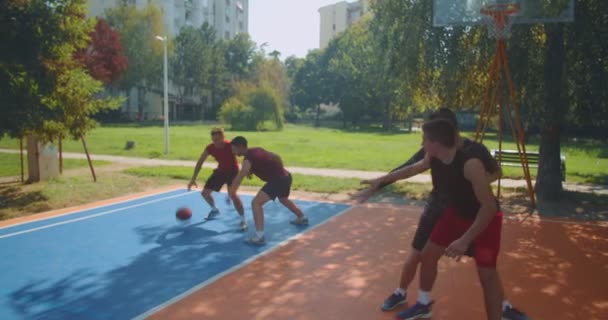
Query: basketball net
475 3 536 208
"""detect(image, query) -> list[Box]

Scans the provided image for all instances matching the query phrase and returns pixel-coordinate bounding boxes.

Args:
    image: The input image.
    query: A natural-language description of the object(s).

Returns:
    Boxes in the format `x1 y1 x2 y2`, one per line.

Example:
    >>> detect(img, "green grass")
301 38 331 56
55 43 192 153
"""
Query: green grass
0 172 176 220
0 153 110 177
123 166 363 194
1 124 606 184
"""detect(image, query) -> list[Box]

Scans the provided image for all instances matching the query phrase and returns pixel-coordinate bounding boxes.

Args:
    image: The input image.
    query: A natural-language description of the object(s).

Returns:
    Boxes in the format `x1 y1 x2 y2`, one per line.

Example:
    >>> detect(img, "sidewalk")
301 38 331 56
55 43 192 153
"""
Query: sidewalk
2 148 606 195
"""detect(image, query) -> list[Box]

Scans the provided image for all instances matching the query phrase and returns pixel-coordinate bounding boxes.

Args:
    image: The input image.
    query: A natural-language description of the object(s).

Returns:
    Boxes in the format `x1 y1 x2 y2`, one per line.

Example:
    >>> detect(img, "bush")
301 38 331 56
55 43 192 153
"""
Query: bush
218 84 285 131
218 98 256 130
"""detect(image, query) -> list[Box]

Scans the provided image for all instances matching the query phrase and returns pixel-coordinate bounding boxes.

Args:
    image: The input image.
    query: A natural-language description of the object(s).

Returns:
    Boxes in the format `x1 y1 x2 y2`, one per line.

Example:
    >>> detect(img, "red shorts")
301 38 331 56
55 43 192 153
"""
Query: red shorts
430 206 503 268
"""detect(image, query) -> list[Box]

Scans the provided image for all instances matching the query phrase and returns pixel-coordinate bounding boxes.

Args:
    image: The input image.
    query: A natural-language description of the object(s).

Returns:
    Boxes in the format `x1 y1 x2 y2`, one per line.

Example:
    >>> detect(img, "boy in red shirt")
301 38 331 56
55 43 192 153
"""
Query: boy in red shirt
188 128 246 231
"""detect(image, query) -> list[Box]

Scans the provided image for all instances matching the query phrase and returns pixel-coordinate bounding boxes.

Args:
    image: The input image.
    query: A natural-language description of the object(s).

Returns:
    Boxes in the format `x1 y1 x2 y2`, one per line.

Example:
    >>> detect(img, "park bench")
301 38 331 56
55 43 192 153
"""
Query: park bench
491 149 566 181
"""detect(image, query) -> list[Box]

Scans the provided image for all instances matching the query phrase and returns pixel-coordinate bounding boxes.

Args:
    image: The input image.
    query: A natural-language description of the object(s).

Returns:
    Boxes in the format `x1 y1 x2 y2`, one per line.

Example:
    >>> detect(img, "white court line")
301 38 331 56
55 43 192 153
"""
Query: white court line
131 205 354 320
0 192 193 239
0 188 186 231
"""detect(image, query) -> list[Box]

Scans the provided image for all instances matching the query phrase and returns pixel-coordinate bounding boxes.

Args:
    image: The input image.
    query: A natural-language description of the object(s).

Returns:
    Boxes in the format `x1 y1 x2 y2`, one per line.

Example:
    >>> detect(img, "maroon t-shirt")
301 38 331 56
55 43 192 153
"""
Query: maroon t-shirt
205 140 239 173
244 147 288 182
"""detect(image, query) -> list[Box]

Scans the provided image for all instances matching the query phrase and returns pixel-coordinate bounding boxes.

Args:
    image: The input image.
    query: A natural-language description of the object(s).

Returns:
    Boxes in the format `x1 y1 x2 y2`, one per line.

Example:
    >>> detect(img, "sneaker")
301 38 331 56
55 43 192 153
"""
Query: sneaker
396 301 433 320
245 234 266 245
205 208 220 220
502 306 530 320
381 292 407 311
290 216 309 226
239 220 248 232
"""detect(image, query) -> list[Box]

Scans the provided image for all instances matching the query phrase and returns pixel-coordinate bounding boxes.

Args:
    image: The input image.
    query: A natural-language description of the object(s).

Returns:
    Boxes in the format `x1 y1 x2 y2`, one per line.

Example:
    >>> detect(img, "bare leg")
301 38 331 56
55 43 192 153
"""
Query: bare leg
230 192 245 216
419 242 444 292
399 250 422 290
251 191 271 232
278 197 304 218
478 267 503 320
202 189 215 208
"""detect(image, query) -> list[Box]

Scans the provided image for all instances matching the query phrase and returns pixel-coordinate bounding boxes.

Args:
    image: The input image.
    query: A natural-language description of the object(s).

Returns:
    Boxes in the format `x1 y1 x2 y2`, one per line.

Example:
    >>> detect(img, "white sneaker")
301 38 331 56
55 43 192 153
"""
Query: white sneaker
239 220 248 231
205 208 220 220
245 234 266 245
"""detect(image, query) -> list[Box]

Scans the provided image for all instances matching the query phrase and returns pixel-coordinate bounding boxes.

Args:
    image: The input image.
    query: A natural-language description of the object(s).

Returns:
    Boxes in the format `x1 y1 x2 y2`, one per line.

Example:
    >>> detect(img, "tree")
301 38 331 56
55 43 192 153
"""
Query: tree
74 18 128 85
219 82 283 130
0 0 121 182
105 4 165 119
224 33 256 81
291 50 329 127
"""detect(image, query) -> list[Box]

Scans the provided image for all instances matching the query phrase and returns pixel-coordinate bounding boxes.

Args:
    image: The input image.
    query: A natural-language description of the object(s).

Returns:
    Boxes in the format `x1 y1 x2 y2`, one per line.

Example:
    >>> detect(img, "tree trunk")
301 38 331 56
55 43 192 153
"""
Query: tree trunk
314 104 321 127
535 24 566 200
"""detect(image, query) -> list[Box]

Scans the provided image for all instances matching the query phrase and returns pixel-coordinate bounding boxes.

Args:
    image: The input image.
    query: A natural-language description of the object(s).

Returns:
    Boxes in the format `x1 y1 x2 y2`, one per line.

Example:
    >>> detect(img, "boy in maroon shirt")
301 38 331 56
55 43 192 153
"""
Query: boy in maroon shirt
228 136 308 245
188 128 246 230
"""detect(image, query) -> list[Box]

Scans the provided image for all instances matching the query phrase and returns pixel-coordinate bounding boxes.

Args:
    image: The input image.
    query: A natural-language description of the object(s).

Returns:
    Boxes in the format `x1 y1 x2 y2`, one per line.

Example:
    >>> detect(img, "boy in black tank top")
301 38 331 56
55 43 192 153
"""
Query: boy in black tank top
397 119 504 320
354 109 526 320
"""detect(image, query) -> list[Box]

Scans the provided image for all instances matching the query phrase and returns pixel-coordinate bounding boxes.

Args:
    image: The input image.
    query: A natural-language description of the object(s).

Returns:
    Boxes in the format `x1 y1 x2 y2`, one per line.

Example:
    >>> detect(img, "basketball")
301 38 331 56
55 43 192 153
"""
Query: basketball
175 207 192 221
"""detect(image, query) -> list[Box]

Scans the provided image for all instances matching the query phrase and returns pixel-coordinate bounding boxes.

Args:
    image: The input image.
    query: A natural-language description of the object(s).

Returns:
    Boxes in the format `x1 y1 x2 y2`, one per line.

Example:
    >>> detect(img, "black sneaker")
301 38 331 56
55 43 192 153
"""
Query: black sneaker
381 291 406 311
396 301 433 320
502 306 530 320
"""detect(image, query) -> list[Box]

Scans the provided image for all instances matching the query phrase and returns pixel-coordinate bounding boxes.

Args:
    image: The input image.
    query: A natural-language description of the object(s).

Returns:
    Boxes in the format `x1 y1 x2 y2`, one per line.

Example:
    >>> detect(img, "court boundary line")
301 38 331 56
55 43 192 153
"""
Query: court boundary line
0 186 185 230
0 192 193 239
131 205 354 320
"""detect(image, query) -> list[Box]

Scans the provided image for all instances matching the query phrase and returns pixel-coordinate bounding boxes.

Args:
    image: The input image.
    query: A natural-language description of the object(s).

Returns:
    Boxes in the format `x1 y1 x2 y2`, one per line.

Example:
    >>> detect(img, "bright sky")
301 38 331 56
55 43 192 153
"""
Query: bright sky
248 0 341 59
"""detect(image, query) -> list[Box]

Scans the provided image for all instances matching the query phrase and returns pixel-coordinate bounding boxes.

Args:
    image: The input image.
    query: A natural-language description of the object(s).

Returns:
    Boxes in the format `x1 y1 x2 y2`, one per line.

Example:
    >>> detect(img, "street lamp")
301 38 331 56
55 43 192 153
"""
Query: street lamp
155 35 169 154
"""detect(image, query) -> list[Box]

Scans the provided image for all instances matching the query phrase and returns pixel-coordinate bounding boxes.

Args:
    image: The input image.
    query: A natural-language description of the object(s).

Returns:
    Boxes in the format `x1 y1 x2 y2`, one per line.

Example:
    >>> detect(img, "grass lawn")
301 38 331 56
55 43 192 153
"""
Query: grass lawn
123 166 362 194
1 124 606 184
0 153 110 177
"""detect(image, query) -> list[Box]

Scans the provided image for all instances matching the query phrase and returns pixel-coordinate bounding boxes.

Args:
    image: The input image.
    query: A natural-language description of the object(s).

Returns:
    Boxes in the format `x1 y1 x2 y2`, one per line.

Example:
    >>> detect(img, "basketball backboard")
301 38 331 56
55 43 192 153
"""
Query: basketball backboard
433 0 575 27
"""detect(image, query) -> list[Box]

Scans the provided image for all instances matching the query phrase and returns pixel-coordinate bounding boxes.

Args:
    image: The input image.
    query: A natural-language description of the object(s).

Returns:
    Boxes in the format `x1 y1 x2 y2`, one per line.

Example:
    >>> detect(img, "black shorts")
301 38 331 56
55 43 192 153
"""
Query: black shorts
261 173 292 200
411 192 474 257
204 170 238 192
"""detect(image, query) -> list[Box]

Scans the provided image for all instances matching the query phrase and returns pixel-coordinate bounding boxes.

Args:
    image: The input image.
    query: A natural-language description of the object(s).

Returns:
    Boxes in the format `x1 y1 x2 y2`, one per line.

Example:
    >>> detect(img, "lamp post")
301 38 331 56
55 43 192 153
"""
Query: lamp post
155 35 169 154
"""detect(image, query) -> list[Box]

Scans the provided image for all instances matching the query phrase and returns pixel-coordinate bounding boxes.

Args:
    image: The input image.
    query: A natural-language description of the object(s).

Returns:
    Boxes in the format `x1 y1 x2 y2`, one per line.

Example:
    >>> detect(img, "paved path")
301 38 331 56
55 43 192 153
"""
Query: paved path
2 148 606 195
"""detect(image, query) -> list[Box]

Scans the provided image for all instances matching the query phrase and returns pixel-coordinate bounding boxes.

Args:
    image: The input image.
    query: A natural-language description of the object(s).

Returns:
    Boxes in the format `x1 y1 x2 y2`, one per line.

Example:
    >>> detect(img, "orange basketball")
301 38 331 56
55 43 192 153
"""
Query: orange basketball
175 207 192 221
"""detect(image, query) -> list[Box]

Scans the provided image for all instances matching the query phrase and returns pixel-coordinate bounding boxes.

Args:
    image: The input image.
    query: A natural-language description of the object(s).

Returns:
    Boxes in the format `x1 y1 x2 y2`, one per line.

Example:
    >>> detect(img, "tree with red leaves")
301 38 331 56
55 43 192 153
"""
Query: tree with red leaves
75 18 128 85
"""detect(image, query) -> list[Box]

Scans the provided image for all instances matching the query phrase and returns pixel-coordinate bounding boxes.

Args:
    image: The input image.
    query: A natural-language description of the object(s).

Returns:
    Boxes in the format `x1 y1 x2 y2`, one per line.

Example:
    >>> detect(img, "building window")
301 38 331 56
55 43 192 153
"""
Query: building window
185 11 191 21
239 21 244 30
225 31 230 39
225 15 230 23
236 1 244 11
332 24 336 31
226 0 230 6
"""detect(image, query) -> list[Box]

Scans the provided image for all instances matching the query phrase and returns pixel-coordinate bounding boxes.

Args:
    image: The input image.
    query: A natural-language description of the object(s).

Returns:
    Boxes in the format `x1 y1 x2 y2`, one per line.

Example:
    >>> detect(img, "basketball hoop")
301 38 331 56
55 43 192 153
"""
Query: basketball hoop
480 3 520 39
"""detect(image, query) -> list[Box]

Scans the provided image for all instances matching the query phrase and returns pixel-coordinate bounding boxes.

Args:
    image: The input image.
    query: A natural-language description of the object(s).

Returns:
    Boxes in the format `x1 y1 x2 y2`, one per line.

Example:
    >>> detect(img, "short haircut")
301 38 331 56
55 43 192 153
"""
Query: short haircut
210 128 224 135
422 119 457 148
230 136 248 147
429 108 458 129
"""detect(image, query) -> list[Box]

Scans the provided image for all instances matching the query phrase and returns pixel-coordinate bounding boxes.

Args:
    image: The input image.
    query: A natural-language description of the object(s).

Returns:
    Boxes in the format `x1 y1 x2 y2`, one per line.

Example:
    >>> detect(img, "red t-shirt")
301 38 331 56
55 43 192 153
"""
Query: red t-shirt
205 140 239 173
244 147 288 182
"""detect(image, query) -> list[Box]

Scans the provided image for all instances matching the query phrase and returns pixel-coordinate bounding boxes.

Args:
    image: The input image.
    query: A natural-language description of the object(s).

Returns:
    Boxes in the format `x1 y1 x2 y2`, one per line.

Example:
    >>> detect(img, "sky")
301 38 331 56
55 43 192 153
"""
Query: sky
248 0 341 59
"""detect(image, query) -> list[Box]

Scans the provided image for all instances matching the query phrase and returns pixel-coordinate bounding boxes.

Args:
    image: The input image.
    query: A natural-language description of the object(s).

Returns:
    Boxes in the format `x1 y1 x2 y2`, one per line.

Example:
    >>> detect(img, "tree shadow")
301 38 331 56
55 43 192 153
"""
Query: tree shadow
0 186 49 218
7 222 241 319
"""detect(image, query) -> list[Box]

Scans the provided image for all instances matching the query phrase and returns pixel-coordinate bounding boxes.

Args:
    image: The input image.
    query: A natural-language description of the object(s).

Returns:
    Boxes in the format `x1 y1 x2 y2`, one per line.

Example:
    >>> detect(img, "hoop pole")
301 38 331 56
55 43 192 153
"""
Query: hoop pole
500 40 536 207
476 48 501 141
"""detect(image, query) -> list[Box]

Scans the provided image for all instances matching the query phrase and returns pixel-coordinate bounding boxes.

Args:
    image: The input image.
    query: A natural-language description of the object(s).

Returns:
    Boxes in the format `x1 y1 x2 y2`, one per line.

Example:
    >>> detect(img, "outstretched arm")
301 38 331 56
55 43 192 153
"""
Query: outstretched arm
188 150 209 190
229 160 251 197
353 155 430 202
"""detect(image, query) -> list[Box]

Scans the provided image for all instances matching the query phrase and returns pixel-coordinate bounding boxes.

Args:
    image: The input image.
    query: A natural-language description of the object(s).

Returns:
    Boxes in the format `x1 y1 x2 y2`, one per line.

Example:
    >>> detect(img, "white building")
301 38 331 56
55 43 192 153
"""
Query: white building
88 0 248 38
318 0 368 49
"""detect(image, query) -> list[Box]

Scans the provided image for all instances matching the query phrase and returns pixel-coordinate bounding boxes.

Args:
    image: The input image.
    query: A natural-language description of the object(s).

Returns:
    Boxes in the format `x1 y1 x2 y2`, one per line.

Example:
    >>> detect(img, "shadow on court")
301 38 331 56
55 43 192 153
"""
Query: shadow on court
8 222 238 319
149 205 608 320
6 200 349 319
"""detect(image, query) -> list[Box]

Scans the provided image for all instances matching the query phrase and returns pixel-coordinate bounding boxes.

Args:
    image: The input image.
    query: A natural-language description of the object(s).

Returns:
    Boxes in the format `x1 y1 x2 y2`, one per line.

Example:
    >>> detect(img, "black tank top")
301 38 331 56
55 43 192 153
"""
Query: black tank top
430 140 498 219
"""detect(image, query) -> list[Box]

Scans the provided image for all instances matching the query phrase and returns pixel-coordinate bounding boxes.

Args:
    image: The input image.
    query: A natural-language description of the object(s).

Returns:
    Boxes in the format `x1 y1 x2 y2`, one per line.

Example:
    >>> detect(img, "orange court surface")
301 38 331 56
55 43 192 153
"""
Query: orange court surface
148 203 607 320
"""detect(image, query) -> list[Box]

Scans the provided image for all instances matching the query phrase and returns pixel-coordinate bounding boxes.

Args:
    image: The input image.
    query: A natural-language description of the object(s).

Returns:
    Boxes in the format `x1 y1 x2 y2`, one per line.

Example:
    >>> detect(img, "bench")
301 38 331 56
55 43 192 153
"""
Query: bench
491 149 566 182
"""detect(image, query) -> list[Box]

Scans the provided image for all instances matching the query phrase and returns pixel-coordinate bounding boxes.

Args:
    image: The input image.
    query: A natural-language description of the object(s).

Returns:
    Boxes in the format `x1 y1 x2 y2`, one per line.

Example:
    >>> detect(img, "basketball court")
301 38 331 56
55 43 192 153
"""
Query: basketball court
0 187 606 319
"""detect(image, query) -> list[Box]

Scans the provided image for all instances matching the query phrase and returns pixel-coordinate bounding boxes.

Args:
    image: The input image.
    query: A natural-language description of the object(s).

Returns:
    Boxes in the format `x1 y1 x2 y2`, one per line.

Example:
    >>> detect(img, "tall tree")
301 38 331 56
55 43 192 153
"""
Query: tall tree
224 33 256 81
74 18 128 85
0 0 121 181
105 4 165 119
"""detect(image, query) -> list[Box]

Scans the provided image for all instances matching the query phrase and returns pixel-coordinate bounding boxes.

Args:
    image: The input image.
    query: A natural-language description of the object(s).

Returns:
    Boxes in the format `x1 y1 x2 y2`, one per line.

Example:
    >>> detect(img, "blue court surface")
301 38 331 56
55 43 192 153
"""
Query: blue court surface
0 189 350 320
